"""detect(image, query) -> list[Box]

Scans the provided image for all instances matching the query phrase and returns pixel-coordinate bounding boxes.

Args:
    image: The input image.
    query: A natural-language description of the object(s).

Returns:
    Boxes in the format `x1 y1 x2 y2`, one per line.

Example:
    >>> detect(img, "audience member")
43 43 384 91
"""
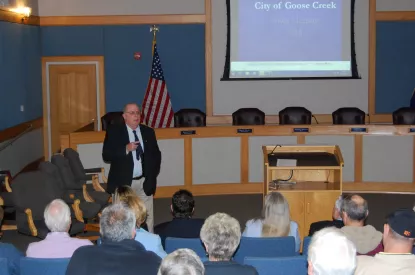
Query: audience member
154 190 204 247
26 199 92 258
308 195 344 236
114 186 149 230
355 208 415 275
243 192 301 252
201 213 258 275
340 194 383 255
66 203 161 275
308 227 357 275
114 186 167 258
0 242 23 275
158 248 205 275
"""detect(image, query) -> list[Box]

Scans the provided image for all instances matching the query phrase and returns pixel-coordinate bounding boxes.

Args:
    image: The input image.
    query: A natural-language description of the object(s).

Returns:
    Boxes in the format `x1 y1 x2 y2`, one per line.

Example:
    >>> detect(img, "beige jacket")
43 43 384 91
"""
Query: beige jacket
355 253 415 275
341 225 382 254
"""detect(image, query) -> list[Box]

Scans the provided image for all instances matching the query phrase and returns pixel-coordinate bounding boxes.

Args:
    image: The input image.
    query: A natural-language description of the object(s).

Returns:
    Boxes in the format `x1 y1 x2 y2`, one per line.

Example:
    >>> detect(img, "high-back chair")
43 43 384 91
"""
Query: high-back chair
244 256 308 275
302 236 311 257
174 109 206 127
165 237 206 258
20 258 70 275
332 107 366 125
232 108 265 126
279 107 312 125
101 112 124 131
233 236 297 264
393 107 415 125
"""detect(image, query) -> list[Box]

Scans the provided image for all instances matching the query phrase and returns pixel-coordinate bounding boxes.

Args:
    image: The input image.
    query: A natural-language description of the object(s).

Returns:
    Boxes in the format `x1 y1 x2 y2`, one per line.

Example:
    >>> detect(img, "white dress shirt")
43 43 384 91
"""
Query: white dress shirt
126 125 144 178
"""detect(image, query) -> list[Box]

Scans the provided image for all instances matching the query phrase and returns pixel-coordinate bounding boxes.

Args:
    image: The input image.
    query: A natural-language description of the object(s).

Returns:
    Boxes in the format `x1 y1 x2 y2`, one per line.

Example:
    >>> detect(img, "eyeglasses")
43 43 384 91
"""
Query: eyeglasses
125 111 140 116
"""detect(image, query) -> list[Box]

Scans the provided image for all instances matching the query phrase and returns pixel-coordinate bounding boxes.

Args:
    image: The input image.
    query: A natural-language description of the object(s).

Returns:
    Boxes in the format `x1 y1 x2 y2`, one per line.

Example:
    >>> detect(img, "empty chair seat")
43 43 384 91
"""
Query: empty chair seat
332 107 366 125
20 258 70 275
165 237 206 258
393 107 415 125
279 107 312 125
174 109 206 127
232 108 265 126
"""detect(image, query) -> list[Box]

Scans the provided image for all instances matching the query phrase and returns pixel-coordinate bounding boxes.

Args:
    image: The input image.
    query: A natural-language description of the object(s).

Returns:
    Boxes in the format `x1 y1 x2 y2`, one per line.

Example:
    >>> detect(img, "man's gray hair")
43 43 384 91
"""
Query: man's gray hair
341 194 368 221
308 227 357 275
100 203 136 242
200 212 241 261
158 249 205 275
44 199 71 232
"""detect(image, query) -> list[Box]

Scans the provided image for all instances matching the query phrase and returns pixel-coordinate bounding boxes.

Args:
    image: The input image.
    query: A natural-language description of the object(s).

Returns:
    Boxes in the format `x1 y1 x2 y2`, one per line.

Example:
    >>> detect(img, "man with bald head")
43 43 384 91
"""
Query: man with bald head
103 103 161 232
340 194 383 255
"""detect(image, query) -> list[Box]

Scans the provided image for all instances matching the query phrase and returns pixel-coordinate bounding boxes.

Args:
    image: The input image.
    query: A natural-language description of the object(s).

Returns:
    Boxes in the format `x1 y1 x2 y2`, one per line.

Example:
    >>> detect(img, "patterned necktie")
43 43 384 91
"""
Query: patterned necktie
133 130 144 161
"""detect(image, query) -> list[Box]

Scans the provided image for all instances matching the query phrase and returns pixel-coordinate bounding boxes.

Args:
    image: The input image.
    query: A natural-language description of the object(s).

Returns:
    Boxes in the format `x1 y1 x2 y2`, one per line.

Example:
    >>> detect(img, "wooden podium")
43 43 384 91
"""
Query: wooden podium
262 145 344 240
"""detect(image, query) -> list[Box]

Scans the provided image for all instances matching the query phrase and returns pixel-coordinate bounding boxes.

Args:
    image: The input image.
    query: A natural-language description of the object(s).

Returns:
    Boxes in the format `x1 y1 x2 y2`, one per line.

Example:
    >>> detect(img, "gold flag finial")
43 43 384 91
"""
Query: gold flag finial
150 25 159 41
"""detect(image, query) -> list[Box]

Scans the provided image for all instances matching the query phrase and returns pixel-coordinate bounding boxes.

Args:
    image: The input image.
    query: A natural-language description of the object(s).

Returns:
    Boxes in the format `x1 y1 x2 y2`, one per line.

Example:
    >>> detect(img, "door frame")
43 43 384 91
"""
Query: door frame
42 56 106 160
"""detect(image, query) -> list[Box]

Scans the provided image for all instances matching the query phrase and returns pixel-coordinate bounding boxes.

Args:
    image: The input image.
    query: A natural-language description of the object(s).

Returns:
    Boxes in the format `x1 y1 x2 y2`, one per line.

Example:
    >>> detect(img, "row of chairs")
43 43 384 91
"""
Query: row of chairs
101 107 415 129
0 258 70 275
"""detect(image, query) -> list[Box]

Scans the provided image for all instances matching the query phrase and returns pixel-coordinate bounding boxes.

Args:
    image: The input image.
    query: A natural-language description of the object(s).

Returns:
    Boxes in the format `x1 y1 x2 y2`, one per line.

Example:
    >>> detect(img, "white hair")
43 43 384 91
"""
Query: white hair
200 212 241 261
158 249 205 275
44 199 71 232
335 196 343 212
308 227 357 275
100 203 136 242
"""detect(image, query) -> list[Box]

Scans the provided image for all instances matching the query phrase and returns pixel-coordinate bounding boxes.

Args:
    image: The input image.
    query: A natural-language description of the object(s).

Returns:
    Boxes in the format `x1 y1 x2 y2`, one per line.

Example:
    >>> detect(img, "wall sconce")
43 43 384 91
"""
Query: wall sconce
9 6 31 21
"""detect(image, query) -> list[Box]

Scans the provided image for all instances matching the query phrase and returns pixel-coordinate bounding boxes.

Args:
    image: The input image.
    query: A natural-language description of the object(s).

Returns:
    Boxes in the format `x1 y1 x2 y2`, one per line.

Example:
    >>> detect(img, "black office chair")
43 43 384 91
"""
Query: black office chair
332 107 366 125
232 108 265 126
279 107 312 125
393 107 415 125
101 112 124 131
174 109 206 127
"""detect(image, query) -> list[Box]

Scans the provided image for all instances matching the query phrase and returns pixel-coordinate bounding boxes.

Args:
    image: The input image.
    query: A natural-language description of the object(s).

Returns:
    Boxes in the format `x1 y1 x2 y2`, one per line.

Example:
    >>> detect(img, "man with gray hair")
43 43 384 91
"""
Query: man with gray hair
158 248 205 275
26 199 92 258
66 203 161 275
340 194 383 255
308 227 357 275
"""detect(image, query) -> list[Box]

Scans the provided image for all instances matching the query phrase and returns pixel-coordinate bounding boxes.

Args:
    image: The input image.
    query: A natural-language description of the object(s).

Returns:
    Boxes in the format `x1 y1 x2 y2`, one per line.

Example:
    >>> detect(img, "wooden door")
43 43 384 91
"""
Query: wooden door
304 191 340 235
48 64 97 155
279 192 305 240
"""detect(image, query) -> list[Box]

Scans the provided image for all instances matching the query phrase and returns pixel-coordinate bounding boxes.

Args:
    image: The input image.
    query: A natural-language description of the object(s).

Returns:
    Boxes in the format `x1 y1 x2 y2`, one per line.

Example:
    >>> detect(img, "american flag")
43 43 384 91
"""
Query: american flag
142 43 174 128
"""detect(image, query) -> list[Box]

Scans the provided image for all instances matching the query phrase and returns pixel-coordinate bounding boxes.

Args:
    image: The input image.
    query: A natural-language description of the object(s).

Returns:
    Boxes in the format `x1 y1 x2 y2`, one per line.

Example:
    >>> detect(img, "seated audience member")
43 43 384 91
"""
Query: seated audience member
340 194 383 255
243 192 301 252
355 208 415 275
158 248 205 275
0 242 23 275
154 189 204 247
114 186 148 231
308 227 357 275
26 199 92 258
114 186 167 258
66 203 161 275
309 195 344 236
201 213 258 275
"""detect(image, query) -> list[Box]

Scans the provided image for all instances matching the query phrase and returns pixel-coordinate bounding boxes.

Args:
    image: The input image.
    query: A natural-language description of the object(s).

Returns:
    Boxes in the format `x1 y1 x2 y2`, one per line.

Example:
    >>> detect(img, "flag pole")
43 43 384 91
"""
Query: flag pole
150 25 159 55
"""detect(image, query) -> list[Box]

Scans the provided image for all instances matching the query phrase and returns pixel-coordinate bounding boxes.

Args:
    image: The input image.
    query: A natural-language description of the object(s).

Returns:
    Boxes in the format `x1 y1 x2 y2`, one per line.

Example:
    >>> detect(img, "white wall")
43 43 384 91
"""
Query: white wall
37 0 205 16
377 0 415 11
212 0 369 115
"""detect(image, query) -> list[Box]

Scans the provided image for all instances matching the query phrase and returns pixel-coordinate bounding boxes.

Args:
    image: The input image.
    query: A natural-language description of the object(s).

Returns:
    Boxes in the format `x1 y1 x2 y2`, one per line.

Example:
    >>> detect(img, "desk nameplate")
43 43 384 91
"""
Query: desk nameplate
181 130 196 135
237 128 253 134
293 128 309 133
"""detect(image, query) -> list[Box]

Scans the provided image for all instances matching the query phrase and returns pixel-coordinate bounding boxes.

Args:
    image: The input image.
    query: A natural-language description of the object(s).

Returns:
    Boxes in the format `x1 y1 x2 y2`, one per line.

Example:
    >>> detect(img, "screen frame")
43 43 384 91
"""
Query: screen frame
221 0 360 81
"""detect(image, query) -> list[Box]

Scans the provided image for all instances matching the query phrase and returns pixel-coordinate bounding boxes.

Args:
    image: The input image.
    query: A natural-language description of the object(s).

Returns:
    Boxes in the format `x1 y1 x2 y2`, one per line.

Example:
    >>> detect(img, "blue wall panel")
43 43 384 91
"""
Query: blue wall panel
376 21 415 113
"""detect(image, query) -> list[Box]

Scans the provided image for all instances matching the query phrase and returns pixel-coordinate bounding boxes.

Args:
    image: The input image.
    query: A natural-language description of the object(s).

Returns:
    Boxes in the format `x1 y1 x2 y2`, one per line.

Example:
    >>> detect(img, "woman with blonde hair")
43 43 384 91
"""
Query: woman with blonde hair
114 186 167 258
242 192 300 252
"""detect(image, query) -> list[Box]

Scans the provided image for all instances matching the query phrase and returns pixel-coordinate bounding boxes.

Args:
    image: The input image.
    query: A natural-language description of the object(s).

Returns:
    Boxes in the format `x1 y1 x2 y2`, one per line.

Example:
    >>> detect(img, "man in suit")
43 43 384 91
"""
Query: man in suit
102 103 161 232
66 203 161 275
154 189 205 248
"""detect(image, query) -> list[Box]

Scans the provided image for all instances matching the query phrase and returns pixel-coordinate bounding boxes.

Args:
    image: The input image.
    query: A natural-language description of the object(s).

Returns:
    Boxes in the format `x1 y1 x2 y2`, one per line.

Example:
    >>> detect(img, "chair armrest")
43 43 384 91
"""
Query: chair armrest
25 208 37 237
0 175 12 192
84 168 101 173
85 167 107 184
84 223 100 232
0 196 3 206
92 175 106 192
71 199 84 223
82 185 95 202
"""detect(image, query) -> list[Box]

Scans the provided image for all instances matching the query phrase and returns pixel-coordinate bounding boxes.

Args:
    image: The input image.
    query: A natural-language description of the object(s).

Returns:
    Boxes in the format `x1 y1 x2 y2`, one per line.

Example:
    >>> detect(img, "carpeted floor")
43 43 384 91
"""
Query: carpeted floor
2 192 414 253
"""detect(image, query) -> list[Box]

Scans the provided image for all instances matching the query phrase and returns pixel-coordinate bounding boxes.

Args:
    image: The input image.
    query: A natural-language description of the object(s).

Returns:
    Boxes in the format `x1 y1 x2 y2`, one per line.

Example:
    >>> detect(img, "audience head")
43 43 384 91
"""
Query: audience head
261 192 290 237
341 194 368 226
308 227 357 275
44 199 71 232
114 185 136 203
383 208 415 253
123 103 141 129
200 212 241 261
158 249 205 275
100 203 136 242
122 194 147 228
171 189 195 218
332 195 344 221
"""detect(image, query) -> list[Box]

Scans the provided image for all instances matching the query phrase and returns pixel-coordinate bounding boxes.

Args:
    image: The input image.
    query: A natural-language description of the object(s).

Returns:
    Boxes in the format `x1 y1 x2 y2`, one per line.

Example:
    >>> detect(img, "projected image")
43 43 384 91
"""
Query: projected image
224 0 358 79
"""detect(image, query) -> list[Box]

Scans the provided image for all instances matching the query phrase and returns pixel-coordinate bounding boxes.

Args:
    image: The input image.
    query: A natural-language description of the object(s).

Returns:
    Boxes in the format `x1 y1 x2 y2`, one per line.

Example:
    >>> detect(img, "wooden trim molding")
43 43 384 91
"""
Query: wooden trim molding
376 11 415 21
0 117 42 144
205 0 213 116
368 0 376 115
0 9 40 25
39 14 206 26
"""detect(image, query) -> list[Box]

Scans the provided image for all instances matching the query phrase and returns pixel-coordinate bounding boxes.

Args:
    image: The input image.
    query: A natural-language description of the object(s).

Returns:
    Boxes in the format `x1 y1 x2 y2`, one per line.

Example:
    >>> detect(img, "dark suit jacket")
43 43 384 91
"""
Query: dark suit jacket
204 261 258 275
308 219 344 236
102 123 161 195
154 218 205 248
66 239 161 275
